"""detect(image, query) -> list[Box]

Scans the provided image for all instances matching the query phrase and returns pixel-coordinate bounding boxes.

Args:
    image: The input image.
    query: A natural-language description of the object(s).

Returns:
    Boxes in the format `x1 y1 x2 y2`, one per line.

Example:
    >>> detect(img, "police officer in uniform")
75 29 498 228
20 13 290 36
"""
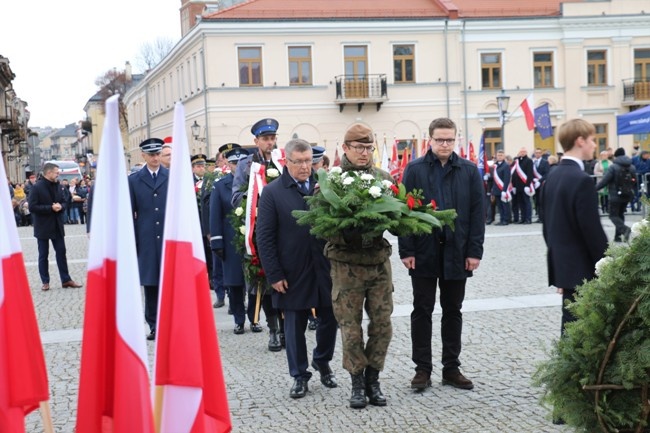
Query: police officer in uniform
325 123 394 409
210 144 250 333
231 118 284 352
128 138 169 340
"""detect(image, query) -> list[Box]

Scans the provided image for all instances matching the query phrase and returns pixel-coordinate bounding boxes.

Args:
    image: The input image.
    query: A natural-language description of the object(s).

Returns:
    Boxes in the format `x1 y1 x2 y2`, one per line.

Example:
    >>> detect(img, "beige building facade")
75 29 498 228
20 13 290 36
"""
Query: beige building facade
123 0 650 165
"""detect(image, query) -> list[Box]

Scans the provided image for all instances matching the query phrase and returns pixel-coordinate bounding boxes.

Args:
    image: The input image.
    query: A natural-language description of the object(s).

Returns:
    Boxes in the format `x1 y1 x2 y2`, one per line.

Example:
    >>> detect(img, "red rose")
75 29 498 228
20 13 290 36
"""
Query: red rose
258 269 265 277
430 199 437 210
406 195 415 210
390 184 399 195
251 256 260 266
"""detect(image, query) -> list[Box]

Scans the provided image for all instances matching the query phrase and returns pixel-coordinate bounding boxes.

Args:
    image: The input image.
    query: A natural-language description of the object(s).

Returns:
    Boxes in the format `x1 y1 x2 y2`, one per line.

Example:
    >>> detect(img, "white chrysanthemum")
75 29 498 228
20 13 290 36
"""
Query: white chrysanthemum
630 219 649 239
594 256 614 276
239 226 246 235
343 177 355 186
361 173 374 181
235 207 244 216
215 168 223 173
267 168 280 178
382 180 393 189
329 166 342 174
368 186 382 198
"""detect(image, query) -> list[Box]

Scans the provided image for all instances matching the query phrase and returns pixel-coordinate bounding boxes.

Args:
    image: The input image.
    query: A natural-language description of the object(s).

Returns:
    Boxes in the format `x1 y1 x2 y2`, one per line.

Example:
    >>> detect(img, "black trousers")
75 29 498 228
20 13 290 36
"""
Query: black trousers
608 199 629 239
143 285 159 333
561 288 577 336
411 276 466 375
37 236 71 284
284 307 337 380
228 285 246 326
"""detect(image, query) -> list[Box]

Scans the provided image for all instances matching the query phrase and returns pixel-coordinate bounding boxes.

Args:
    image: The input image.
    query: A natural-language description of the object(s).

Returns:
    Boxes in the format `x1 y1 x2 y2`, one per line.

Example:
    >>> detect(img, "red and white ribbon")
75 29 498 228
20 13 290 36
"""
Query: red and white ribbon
244 162 267 256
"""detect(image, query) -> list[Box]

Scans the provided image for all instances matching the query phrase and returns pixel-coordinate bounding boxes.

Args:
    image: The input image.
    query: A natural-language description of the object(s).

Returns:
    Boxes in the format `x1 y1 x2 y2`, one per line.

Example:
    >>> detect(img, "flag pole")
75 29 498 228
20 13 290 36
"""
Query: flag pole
39 400 54 433
254 284 262 324
154 386 164 433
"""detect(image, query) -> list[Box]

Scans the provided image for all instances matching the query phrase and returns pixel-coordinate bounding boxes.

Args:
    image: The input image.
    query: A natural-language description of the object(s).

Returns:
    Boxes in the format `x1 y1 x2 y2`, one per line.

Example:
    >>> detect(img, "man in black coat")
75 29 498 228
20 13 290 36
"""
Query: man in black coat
27 162 83 291
489 149 512 225
541 119 608 335
532 147 550 222
256 139 338 399
511 147 535 224
398 117 485 392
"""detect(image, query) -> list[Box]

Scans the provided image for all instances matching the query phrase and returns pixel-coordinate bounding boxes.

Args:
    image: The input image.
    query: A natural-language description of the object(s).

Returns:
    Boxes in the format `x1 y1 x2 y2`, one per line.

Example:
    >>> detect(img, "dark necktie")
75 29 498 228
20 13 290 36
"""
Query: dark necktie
298 181 308 194
152 171 157 184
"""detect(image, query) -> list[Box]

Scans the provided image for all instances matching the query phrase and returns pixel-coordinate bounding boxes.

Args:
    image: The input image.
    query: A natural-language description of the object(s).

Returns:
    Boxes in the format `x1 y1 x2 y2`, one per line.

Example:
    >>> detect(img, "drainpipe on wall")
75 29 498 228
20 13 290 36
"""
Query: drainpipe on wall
462 19 469 146
444 19 450 117
201 32 210 157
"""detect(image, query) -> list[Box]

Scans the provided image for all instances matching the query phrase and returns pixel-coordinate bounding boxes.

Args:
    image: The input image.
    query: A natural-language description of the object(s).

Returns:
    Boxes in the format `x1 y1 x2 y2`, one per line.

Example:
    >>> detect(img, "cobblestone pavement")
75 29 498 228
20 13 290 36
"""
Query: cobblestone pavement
20 215 636 432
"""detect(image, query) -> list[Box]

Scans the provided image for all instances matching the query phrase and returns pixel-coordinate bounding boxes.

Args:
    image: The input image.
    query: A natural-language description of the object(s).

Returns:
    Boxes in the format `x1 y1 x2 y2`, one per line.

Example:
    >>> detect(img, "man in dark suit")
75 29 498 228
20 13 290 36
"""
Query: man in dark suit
256 139 338 399
532 147 550 222
128 138 169 341
489 149 512 225
511 147 535 224
28 162 83 291
541 119 608 336
209 144 250 333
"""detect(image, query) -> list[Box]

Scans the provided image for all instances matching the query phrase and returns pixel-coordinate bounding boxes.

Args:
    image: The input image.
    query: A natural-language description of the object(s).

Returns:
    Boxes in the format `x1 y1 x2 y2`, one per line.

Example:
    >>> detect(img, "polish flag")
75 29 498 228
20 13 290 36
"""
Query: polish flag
468 140 478 164
397 146 410 183
380 137 389 172
76 95 154 432
420 134 429 157
0 150 49 430
154 102 231 433
520 93 535 130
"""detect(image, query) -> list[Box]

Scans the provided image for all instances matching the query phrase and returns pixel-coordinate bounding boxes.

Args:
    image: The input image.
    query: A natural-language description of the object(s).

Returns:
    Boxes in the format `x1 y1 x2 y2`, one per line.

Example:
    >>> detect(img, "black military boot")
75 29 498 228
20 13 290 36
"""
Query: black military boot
365 366 387 406
349 373 367 409
267 315 282 352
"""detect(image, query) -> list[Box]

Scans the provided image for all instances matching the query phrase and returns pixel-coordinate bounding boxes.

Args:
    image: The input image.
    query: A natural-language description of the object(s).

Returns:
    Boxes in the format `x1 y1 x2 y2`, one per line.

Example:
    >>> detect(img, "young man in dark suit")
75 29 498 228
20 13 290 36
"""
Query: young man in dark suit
540 119 608 336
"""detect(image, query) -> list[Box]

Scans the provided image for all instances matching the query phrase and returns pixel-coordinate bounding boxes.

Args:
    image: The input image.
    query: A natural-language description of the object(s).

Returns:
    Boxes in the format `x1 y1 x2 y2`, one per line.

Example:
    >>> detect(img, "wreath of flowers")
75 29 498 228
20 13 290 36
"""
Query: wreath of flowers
228 164 281 288
292 167 456 241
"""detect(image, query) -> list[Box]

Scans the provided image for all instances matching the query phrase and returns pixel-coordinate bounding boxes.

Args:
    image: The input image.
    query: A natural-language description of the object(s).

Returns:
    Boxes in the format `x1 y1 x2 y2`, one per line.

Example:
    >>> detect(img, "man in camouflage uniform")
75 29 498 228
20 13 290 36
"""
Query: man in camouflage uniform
324 123 394 409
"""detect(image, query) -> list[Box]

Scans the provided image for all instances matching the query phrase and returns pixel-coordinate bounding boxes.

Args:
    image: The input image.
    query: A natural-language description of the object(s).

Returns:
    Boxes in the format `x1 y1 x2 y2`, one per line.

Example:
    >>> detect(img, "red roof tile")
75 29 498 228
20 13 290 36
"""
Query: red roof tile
204 0 583 20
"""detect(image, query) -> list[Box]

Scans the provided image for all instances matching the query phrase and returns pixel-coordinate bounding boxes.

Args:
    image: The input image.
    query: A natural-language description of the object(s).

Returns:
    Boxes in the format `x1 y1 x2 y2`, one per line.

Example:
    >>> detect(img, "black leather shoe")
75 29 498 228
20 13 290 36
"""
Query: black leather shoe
233 324 245 335
442 371 474 390
278 332 286 348
146 330 156 341
495 221 509 226
365 366 386 406
213 299 225 308
308 319 318 331
289 379 308 398
250 323 263 333
349 373 367 409
268 330 282 352
311 360 338 388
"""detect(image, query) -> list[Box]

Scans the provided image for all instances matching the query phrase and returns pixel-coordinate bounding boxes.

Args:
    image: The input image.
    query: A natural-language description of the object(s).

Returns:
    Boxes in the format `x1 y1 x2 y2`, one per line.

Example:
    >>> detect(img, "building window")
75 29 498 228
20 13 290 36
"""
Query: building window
483 128 502 159
288 46 312 86
587 50 607 86
533 52 553 88
394 45 415 83
594 123 608 154
481 53 501 89
635 49 650 81
238 47 262 86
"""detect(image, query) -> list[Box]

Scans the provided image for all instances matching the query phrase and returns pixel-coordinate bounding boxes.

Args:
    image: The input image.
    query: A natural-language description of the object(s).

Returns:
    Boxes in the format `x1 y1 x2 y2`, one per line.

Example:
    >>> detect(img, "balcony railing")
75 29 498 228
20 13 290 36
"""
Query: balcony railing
335 74 388 112
622 78 650 104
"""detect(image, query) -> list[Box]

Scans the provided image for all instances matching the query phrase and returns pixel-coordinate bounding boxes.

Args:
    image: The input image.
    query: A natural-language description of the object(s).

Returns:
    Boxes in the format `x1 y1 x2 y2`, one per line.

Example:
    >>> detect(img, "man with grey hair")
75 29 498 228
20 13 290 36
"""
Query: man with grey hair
257 139 338 399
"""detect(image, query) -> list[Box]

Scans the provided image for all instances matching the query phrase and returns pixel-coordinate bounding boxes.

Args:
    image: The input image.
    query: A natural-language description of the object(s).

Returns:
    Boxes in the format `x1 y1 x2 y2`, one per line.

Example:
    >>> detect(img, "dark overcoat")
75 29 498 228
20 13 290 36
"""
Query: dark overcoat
209 173 245 287
490 160 511 196
256 169 332 311
398 150 485 280
541 159 608 289
28 177 67 239
128 166 169 286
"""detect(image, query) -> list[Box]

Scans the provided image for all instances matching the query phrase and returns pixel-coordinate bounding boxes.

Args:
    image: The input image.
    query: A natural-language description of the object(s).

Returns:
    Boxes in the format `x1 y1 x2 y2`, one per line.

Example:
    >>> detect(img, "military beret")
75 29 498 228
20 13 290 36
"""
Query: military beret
312 146 326 163
344 123 374 144
140 138 164 153
251 118 279 137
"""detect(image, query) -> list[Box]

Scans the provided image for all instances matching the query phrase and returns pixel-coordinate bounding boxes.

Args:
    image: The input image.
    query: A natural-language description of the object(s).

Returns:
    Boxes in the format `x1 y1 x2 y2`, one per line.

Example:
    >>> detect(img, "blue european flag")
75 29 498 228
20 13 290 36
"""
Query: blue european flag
534 103 553 139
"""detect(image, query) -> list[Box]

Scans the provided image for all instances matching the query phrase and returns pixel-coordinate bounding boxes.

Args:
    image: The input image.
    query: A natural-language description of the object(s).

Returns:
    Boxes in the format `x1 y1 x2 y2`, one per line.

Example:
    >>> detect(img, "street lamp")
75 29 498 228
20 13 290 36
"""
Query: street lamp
191 120 207 154
496 89 510 151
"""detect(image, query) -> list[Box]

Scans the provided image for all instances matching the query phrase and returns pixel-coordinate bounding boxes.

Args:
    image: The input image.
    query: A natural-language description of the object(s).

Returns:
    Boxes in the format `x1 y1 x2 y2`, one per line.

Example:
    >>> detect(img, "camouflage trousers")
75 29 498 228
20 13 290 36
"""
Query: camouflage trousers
330 259 393 375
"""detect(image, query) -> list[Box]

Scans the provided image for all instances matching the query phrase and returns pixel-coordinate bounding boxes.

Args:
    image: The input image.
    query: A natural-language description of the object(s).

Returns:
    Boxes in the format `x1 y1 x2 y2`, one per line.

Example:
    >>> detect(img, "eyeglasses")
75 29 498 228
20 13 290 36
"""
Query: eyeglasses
287 158 312 167
432 138 456 146
348 144 376 154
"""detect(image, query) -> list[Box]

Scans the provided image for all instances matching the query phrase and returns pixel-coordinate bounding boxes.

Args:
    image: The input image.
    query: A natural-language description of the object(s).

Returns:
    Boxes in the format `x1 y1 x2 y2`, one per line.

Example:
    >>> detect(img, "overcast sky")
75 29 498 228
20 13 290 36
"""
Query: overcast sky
1 0 181 128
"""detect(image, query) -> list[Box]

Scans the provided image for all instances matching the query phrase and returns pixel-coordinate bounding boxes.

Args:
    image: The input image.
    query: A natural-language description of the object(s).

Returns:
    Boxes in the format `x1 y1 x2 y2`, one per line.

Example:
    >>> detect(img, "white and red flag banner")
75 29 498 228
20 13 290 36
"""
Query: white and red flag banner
519 93 535 130
154 102 231 433
76 95 154 432
0 145 49 431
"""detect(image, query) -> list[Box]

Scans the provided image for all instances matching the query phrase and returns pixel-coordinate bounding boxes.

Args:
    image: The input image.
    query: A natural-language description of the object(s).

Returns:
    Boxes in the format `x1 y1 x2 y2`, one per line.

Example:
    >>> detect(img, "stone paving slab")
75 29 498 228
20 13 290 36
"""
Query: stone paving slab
19 215 634 432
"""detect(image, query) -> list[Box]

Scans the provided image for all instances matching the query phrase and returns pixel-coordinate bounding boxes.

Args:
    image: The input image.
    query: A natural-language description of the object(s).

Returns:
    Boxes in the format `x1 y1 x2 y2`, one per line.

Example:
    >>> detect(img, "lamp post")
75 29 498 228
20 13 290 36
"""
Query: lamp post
496 89 510 151
191 120 206 154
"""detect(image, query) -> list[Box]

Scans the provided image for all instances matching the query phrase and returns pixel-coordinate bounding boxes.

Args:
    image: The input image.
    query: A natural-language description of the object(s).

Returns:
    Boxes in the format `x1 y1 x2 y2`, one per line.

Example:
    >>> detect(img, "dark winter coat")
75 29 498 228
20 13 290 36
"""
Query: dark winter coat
595 155 637 202
27 177 67 239
256 169 332 311
512 155 534 189
209 173 245 287
490 160 511 196
398 150 485 280
128 166 169 286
